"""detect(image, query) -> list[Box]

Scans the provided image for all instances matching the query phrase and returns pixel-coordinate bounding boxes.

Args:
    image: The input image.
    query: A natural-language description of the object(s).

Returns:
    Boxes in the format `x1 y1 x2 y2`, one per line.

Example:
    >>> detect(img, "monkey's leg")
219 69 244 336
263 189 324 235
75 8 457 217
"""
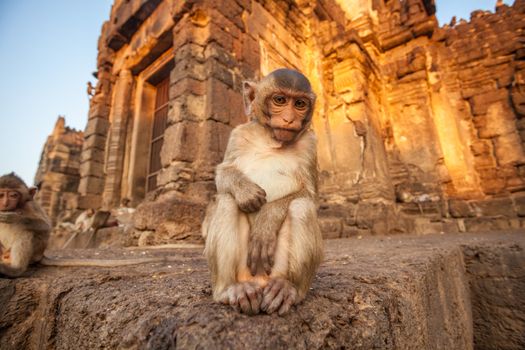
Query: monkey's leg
0 234 33 277
261 198 323 315
204 194 264 314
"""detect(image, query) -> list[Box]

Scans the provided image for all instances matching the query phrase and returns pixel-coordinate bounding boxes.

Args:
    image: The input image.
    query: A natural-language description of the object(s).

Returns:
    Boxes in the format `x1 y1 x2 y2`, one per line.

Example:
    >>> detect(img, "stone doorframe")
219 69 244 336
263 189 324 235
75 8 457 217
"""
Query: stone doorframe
125 49 174 206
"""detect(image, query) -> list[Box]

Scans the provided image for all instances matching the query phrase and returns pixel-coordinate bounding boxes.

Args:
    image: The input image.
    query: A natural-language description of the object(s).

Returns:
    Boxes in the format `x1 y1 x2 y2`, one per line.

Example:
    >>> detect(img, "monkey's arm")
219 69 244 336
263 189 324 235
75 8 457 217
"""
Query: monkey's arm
214 126 267 213
216 164 267 213
0 215 51 234
0 212 51 234
247 187 309 275
0 212 22 223
0 235 33 277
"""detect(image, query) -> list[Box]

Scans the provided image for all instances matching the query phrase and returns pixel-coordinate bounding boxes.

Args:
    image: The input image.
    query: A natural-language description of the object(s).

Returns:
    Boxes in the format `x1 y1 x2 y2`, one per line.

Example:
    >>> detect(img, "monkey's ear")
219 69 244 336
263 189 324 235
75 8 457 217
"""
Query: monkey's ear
28 187 37 199
242 81 257 116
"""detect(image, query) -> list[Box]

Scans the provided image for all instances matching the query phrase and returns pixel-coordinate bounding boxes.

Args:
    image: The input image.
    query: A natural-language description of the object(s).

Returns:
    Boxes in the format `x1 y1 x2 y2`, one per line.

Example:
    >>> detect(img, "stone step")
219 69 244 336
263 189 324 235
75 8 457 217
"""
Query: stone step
0 233 523 349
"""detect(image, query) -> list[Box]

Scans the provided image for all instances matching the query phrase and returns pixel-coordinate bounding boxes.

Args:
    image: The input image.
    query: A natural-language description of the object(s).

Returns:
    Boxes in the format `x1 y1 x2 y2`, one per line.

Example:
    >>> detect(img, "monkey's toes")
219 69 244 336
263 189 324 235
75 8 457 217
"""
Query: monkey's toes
261 278 298 315
225 282 262 315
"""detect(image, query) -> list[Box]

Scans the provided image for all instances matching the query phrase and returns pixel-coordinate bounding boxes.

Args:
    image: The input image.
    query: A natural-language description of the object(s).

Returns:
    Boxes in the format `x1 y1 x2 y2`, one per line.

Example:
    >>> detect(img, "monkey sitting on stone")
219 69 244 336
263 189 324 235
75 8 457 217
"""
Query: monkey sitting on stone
0 173 51 277
202 68 323 315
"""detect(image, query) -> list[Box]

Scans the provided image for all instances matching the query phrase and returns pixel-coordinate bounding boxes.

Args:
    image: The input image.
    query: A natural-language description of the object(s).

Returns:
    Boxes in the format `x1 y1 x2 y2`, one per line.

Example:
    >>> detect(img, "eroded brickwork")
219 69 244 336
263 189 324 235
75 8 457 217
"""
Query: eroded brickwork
67 0 525 242
35 117 83 224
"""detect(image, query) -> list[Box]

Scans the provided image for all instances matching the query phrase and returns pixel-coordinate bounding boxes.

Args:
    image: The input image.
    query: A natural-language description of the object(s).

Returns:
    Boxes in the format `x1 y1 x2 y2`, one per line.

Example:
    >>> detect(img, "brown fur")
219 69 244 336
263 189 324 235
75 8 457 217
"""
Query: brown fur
202 69 323 315
0 173 51 277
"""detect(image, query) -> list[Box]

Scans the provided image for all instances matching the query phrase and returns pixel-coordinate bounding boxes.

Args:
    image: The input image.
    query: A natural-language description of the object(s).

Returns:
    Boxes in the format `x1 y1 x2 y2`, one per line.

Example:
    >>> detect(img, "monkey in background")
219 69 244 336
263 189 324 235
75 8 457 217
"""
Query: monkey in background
0 173 51 277
202 68 323 315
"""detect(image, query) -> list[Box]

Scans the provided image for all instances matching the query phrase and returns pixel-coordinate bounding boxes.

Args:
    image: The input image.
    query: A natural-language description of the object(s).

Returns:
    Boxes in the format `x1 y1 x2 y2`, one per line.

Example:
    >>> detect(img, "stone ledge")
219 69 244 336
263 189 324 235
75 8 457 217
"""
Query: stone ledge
1 232 523 349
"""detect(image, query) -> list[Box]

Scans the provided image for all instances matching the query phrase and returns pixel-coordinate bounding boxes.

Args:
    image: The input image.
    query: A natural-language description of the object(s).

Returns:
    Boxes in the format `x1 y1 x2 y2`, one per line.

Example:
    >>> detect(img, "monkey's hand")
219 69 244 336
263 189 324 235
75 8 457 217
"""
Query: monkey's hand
247 205 279 275
233 180 267 213
261 278 298 316
216 164 266 213
247 188 309 275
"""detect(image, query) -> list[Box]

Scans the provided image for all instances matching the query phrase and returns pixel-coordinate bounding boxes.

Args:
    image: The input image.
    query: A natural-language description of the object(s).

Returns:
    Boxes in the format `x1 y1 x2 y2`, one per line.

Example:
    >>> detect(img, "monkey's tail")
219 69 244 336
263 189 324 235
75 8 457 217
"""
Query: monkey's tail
39 256 173 267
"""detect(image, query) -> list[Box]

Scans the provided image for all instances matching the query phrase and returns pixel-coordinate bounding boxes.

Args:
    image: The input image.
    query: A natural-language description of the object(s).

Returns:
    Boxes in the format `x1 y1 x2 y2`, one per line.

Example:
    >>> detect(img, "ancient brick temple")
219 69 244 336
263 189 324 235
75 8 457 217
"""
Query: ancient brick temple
60 0 525 240
35 116 83 224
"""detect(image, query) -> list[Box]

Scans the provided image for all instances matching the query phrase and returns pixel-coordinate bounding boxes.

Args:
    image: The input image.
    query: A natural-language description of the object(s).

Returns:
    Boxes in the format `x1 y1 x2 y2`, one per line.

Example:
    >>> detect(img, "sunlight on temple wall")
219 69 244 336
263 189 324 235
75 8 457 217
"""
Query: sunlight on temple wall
334 0 377 21
430 88 482 198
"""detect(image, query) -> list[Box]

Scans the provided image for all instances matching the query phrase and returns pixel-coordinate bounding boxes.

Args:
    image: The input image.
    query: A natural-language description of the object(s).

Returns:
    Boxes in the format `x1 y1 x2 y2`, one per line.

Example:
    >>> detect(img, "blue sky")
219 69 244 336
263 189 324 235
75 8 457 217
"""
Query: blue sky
0 0 514 186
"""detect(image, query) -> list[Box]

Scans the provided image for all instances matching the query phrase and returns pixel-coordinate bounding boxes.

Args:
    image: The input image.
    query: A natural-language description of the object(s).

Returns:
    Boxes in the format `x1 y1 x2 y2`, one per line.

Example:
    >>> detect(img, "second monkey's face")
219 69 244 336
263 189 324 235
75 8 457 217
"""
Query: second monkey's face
0 189 21 212
267 92 311 143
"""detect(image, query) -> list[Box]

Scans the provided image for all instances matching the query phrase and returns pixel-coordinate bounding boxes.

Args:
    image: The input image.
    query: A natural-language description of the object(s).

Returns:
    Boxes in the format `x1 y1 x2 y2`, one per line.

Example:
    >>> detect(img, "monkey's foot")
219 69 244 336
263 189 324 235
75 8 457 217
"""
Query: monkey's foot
261 278 298 316
219 281 263 315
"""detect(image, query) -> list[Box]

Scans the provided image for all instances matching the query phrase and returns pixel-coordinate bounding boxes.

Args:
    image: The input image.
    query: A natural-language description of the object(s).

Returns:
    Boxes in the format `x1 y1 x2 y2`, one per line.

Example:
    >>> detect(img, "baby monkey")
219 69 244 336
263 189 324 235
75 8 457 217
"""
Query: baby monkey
0 173 51 277
203 68 323 315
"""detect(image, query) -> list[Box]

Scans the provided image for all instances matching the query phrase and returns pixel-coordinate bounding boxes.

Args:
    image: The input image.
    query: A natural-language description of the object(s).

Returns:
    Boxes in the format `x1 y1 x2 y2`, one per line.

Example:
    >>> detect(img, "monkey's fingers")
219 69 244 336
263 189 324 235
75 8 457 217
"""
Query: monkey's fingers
248 242 260 276
256 193 267 208
261 244 271 275
268 240 276 267
241 199 260 213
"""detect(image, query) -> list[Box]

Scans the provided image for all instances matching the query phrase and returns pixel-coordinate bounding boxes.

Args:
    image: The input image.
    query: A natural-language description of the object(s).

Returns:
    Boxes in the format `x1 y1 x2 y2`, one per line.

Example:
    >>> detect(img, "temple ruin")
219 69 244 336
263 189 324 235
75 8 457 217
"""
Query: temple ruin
36 0 525 241
35 116 83 225
6 2 523 347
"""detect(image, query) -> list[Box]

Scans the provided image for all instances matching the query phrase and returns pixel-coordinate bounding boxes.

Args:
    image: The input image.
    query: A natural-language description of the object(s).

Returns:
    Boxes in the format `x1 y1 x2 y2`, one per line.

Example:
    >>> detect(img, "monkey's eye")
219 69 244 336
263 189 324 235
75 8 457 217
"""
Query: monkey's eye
294 99 308 110
8 192 20 200
272 95 287 105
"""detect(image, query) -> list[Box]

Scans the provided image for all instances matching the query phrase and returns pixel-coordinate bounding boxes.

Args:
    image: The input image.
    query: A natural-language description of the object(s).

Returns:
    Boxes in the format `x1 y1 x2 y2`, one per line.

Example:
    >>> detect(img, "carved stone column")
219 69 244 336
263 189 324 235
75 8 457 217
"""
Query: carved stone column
102 69 133 209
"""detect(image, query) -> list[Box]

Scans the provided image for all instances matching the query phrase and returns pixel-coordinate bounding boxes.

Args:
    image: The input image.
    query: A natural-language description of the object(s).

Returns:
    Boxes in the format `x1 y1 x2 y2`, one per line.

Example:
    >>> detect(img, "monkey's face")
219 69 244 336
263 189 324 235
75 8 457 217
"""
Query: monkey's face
0 189 22 212
267 93 311 143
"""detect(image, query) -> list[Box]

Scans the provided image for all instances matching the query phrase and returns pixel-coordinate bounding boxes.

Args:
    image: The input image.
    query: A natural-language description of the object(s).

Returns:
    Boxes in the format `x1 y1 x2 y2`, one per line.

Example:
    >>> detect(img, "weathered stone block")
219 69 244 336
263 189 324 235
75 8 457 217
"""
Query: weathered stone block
76 193 102 209
88 102 110 120
319 217 343 239
197 120 232 167
206 59 234 88
470 140 492 156
449 199 476 218
469 89 509 116
134 192 205 236
494 132 525 165
84 117 110 137
79 148 105 164
83 134 107 151
512 192 525 217
157 161 194 187
463 217 512 232
173 43 205 65
161 121 200 164
355 202 397 233
471 198 515 217
204 42 237 69
170 59 207 84
206 78 244 125
473 155 496 168
240 35 260 67
79 161 105 178
78 176 105 195
167 99 183 124
169 78 206 99
13 235 525 349
187 94 207 120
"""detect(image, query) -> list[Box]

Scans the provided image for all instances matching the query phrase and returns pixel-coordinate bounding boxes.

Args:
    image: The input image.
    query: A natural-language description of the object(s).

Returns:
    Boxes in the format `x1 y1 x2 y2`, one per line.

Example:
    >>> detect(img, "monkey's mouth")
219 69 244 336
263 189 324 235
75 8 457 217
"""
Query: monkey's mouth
272 128 298 142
